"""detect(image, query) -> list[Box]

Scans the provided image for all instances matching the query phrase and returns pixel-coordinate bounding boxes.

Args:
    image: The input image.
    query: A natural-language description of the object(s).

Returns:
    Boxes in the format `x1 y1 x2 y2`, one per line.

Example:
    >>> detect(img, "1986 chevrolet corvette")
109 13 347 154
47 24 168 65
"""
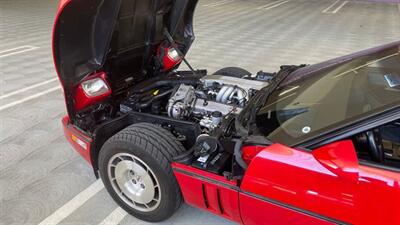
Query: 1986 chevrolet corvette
53 0 400 224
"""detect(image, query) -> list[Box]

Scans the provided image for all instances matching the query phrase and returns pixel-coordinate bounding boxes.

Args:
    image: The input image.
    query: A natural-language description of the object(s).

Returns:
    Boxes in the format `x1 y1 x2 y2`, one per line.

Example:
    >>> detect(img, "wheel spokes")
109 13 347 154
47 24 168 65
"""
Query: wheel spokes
107 153 161 212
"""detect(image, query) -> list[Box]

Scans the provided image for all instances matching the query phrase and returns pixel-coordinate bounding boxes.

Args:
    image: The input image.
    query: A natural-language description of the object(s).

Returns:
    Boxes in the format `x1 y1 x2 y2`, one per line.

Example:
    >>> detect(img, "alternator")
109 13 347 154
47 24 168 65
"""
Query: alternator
167 84 196 119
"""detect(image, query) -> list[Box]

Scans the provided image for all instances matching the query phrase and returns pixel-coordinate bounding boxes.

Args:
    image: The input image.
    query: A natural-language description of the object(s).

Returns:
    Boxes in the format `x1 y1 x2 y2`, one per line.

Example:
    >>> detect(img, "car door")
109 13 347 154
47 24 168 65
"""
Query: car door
239 140 400 225
356 163 400 225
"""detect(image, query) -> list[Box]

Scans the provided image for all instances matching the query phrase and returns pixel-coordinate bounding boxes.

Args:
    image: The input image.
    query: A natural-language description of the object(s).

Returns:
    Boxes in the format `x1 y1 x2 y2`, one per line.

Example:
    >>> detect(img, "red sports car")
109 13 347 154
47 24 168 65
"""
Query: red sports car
53 0 400 224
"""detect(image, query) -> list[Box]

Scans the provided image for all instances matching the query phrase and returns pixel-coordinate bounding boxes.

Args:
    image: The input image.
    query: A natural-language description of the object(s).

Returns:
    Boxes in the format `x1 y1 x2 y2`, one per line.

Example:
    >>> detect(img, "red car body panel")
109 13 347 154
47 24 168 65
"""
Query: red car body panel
239 194 336 225
240 141 400 225
241 142 358 224
52 0 70 115
172 163 243 224
357 165 400 225
62 116 92 164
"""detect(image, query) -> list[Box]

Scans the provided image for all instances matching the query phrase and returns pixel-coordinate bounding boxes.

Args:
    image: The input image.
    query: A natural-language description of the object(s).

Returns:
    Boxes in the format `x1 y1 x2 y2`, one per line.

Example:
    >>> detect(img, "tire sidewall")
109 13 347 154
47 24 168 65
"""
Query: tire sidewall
98 138 178 222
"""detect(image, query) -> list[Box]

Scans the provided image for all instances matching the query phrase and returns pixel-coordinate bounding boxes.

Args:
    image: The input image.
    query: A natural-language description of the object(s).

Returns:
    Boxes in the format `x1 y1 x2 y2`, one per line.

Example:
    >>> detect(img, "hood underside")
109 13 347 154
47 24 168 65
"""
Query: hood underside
53 0 197 87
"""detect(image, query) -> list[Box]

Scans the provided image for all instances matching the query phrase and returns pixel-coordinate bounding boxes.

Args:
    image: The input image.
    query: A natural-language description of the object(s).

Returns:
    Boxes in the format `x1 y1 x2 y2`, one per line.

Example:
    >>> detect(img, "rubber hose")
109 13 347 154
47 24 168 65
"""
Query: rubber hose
132 76 202 93
135 90 173 108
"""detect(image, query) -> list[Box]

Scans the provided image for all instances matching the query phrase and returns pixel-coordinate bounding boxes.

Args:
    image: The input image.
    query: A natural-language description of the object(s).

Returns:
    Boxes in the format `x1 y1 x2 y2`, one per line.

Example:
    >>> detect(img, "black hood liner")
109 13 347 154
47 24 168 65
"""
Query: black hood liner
53 0 197 87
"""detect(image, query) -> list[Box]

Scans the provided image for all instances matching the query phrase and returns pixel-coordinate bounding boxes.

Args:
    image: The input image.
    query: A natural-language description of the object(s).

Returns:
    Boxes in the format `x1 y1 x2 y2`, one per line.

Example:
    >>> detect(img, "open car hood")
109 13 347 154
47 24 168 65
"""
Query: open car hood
53 0 198 87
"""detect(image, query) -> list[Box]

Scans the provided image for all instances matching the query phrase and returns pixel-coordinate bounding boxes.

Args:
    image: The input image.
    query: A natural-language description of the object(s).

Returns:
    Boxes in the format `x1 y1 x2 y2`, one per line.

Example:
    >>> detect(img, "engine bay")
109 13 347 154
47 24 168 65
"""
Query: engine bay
73 68 273 177
120 71 271 176
119 71 270 134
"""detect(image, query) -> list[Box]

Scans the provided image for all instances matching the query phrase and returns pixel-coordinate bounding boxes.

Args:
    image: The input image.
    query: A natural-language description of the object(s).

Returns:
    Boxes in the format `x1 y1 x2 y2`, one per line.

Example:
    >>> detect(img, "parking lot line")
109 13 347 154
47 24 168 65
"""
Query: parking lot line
262 0 289 10
38 180 104 225
0 46 39 58
0 86 61 112
322 0 340 13
98 207 128 225
203 0 234 7
331 1 348 14
0 78 59 100
257 0 288 10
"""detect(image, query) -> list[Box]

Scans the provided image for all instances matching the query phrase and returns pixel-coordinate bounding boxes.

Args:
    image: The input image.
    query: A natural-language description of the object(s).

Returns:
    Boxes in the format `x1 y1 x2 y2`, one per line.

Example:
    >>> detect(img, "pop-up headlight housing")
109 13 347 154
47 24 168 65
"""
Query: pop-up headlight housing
74 72 111 111
81 78 110 97
158 43 183 71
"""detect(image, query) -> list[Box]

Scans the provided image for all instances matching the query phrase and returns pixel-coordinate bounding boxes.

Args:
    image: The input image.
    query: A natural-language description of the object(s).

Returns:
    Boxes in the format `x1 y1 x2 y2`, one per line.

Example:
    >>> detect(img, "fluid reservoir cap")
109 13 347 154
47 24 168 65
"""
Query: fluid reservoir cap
211 111 223 126
211 111 223 118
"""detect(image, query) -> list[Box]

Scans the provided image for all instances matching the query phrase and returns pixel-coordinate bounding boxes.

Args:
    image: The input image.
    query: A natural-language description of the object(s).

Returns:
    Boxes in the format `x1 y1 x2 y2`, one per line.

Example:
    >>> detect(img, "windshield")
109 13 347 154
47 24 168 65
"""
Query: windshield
255 47 400 146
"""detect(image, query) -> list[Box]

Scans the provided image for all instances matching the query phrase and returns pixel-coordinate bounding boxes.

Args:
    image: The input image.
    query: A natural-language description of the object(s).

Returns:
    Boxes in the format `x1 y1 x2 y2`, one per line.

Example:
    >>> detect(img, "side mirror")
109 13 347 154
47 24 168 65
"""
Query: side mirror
312 140 359 181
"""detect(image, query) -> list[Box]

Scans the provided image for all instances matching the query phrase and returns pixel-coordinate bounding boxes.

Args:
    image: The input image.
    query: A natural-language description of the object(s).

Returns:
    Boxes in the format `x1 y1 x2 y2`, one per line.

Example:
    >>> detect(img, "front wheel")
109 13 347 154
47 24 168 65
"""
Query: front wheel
98 123 185 222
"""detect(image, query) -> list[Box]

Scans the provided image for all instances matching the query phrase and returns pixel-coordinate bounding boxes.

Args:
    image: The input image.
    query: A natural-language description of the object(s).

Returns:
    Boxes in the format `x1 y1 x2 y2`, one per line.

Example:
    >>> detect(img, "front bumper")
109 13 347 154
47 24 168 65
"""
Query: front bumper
62 116 93 165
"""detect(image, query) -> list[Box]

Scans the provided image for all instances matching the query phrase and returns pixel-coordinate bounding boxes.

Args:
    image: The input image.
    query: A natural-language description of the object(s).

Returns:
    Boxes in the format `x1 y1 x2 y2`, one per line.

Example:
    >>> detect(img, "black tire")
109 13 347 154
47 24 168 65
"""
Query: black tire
213 67 251 78
98 123 185 222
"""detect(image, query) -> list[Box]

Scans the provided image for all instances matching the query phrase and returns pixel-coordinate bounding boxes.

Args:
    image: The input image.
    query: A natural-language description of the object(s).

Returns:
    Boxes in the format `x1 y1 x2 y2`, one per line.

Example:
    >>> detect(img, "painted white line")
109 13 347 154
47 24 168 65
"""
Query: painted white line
0 86 61 112
0 46 39 58
260 0 289 10
322 0 340 13
0 78 59 100
98 207 128 225
0 46 32 54
331 1 348 14
257 0 285 10
204 0 234 7
38 180 104 225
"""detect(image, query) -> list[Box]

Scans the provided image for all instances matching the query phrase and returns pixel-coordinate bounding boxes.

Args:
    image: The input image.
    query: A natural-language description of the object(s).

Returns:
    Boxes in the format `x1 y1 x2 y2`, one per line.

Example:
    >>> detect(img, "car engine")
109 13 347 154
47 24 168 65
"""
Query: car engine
119 72 269 133
166 74 269 131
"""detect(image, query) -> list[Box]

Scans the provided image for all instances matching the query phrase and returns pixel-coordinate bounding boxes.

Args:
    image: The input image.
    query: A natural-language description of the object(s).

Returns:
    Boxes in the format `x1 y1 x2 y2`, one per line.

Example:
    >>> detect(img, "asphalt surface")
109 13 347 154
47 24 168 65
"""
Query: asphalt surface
0 0 399 224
